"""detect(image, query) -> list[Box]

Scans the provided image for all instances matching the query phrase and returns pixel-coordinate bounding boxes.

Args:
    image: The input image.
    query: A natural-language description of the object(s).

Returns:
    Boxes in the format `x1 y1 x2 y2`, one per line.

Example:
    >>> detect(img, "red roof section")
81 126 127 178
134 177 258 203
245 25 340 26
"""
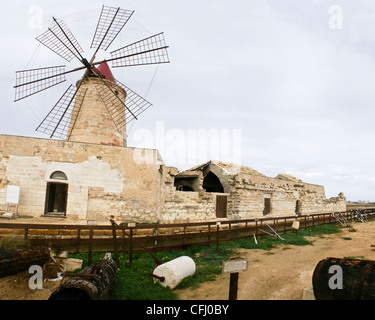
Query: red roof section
96 61 116 83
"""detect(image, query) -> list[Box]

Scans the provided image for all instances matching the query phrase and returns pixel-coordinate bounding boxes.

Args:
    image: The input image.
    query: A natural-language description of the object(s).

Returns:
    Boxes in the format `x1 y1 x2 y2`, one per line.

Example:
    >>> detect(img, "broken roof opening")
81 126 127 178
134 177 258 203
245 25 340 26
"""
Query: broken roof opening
203 171 224 193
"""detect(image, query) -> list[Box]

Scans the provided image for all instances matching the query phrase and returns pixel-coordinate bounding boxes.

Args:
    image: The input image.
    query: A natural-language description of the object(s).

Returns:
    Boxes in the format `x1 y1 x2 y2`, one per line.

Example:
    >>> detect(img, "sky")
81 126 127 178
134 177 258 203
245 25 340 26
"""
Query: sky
1 0 375 201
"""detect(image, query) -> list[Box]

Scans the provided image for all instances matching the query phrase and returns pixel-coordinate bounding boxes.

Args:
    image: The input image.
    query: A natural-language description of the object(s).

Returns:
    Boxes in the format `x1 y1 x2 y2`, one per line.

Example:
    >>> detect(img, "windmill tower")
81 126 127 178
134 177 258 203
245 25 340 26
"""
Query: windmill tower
14 6 170 147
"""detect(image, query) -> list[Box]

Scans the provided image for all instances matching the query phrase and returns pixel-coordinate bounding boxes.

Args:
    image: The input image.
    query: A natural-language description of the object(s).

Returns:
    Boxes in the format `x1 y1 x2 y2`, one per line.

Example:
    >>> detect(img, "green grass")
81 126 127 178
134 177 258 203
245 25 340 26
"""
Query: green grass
70 223 343 300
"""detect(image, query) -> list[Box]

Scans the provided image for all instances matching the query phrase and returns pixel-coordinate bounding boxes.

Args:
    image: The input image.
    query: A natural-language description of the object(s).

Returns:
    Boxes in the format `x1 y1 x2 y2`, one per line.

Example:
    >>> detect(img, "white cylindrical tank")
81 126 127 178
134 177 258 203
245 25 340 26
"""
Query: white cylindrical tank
152 256 196 289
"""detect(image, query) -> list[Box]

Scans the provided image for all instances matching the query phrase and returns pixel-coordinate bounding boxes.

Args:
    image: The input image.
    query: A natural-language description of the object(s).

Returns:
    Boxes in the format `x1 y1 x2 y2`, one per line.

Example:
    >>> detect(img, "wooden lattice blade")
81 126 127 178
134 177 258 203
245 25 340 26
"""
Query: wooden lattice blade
108 33 170 68
115 80 153 124
90 6 134 52
36 84 87 140
95 79 128 132
36 18 84 63
14 65 85 102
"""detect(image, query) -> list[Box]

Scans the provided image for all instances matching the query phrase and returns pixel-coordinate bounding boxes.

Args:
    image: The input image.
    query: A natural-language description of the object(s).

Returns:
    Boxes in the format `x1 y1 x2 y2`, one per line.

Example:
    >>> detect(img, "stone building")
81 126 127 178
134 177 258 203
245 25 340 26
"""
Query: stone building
0 64 346 224
165 160 346 223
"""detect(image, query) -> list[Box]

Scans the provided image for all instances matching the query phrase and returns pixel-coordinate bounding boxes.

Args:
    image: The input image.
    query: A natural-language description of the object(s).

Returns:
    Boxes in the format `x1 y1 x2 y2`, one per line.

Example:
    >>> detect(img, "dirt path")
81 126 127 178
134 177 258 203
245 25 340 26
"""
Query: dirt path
175 221 375 300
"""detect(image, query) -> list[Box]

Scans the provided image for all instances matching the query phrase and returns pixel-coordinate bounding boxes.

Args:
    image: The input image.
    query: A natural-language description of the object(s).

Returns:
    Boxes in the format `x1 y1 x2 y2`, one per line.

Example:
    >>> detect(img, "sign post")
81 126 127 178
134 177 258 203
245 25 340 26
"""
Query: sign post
5 185 20 218
222 258 248 300
292 219 300 236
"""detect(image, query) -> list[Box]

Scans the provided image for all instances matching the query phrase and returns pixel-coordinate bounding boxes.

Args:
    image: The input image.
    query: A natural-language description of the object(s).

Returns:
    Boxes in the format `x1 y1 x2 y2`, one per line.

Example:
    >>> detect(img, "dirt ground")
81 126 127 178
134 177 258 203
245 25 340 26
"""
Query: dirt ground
1 220 375 300
175 220 375 300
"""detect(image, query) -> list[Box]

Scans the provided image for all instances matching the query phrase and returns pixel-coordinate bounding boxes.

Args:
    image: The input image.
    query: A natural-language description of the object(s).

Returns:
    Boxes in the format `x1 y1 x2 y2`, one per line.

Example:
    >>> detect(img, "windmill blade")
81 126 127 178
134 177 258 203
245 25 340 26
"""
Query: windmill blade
108 33 170 68
36 84 87 140
90 6 134 55
14 65 86 102
36 17 84 63
95 79 130 132
115 80 153 124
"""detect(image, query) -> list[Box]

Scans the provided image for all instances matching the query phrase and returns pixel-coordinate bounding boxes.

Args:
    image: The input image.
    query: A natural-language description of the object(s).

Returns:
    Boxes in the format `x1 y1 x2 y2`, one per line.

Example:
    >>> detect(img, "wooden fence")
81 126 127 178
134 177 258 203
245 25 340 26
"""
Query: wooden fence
1 208 374 265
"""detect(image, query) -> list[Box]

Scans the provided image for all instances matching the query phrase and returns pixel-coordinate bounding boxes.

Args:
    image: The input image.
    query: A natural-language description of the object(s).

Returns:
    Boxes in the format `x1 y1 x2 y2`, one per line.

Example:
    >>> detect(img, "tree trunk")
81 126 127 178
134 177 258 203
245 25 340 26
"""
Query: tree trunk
0 246 51 278
313 257 375 300
49 253 118 300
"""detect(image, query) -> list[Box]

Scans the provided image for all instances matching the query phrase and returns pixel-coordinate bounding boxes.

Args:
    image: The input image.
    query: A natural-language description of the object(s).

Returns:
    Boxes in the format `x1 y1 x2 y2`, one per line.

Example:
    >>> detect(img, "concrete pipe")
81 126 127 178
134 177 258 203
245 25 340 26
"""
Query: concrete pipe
152 256 196 289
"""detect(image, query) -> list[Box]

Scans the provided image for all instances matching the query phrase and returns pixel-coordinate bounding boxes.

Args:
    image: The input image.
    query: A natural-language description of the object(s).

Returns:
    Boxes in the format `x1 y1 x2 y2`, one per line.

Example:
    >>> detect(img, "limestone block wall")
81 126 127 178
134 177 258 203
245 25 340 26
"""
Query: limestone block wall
0 135 163 222
225 171 345 218
161 191 216 223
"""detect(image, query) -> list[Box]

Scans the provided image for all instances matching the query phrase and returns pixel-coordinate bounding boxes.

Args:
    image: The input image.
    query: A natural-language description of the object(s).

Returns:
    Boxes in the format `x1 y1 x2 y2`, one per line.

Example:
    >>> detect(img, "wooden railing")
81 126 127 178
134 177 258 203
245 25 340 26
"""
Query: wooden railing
1 208 374 265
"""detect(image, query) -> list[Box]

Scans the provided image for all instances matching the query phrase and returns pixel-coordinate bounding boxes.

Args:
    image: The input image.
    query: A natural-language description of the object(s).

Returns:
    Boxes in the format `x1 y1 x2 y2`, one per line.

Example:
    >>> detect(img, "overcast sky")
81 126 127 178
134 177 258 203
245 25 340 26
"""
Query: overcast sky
1 1 375 201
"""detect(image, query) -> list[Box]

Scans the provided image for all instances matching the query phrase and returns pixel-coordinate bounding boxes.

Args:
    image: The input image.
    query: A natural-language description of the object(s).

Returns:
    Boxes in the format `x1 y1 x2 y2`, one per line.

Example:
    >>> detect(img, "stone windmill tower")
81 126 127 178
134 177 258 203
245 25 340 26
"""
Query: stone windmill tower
14 6 170 146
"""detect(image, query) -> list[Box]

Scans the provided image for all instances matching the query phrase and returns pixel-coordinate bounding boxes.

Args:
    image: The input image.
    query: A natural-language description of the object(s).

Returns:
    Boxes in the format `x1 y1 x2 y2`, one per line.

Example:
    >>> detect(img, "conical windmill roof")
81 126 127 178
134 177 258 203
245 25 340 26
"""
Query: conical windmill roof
97 61 116 83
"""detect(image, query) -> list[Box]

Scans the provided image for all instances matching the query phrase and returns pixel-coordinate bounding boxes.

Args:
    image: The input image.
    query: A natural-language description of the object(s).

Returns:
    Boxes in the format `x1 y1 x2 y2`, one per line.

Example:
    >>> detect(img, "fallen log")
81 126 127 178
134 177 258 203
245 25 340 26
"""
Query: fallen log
0 246 51 278
49 253 118 300
312 257 375 300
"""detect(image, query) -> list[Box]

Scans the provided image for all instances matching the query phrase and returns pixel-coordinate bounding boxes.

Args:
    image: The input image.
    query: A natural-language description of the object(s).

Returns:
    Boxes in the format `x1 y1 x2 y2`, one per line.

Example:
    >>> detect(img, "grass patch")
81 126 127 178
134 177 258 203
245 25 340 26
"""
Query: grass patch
69 223 343 300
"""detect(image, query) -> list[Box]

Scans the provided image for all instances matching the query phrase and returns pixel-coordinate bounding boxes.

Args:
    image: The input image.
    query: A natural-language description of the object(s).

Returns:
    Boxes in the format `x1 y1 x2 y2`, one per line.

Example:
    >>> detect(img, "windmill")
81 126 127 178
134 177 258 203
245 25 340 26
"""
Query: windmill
14 6 169 146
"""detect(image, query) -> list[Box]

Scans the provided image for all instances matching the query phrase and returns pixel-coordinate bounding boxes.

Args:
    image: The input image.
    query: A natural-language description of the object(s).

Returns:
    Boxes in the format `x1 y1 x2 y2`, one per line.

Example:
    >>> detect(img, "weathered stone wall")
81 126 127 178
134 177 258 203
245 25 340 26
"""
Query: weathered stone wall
0 135 163 222
161 191 216 223
0 135 346 224
227 170 346 218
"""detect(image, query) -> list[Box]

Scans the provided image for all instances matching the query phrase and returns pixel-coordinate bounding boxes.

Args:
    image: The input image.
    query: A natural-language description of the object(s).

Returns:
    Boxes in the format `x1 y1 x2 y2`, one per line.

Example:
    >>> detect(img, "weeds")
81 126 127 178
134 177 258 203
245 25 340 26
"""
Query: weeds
69 223 343 300
0 235 30 251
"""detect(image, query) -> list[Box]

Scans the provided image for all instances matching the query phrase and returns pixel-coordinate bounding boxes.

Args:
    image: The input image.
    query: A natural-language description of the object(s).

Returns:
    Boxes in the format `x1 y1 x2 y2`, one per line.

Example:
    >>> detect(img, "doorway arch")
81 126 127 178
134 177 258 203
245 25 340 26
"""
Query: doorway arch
45 171 68 217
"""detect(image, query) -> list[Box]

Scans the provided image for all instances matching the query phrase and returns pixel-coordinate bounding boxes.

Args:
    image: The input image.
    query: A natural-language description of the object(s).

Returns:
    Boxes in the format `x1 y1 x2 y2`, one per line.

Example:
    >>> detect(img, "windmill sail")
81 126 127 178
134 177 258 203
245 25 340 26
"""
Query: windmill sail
115 80 153 124
14 65 86 102
109 33 170 67
91 6 134 52
36 18 84 63
15 65 67 101
14 5 169 142
36 84 87 140
95 79 130 132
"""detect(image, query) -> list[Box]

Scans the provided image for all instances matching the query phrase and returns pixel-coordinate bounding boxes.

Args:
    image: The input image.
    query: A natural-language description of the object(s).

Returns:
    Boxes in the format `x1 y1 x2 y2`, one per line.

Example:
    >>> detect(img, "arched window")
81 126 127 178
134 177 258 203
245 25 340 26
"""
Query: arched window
50 171 67 180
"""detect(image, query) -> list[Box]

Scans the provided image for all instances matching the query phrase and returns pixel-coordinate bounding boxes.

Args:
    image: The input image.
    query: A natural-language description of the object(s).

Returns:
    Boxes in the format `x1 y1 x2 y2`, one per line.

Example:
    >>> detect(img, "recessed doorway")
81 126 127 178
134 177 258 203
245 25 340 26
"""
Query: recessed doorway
45 182 68 216
216 195 228 218
45 171 68 217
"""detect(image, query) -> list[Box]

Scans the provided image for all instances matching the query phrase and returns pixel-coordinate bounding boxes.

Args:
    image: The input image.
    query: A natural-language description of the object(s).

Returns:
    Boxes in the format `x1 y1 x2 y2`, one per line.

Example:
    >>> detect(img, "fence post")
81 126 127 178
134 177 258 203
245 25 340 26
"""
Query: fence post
183 226 187 250
110 220 120 268
216 222 220 253
129 227 133 267
88 228 93 266
76 229 81 254
208 224 211 246
122 229 125 253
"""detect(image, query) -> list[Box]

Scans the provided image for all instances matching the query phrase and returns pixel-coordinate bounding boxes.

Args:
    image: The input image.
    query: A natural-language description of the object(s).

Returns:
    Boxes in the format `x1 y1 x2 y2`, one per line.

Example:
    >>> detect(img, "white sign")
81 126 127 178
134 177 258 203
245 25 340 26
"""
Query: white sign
6 185 20 204
292 220 300 230
128 222 136 227
222 258 248 274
